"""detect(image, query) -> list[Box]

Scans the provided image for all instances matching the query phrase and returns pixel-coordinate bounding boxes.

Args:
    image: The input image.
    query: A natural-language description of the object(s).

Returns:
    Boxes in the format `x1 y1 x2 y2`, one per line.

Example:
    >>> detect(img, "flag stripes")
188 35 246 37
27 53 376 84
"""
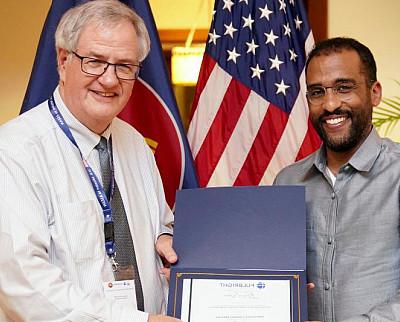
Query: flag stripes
188 0 321 187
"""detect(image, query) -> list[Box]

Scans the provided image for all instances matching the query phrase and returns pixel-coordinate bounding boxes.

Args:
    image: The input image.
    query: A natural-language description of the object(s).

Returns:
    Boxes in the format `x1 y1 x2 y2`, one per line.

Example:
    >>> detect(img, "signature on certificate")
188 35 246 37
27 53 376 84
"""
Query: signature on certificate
223 290 258 300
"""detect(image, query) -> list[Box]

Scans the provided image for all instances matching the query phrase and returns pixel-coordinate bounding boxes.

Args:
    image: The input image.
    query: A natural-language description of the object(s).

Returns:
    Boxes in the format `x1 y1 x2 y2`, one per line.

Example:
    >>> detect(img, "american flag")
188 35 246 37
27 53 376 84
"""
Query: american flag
187 0 321 187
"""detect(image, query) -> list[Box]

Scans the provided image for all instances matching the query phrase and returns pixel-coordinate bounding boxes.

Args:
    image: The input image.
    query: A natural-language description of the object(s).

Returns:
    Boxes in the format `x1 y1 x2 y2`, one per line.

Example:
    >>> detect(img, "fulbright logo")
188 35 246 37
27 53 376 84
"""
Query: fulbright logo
257 282 266 289
219 281 267 289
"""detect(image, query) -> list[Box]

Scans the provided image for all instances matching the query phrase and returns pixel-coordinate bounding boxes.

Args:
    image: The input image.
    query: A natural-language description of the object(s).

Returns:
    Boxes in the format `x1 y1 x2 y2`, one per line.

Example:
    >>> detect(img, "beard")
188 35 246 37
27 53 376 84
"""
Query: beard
311 107 372 152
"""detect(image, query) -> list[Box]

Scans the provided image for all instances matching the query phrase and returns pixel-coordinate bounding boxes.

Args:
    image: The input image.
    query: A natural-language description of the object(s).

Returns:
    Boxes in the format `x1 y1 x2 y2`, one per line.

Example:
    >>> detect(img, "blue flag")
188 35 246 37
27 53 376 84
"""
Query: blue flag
22 0 199 208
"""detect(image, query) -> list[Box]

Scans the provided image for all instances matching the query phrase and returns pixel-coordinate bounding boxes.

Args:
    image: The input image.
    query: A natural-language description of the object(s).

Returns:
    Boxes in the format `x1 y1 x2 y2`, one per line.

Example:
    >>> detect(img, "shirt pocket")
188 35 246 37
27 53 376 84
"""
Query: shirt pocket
56 200 103 261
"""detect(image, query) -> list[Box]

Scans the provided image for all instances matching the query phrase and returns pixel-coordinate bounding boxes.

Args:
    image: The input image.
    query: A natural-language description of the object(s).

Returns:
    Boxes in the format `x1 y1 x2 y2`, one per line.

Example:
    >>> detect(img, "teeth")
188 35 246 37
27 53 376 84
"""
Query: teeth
95 91 114 97
326 117 346 125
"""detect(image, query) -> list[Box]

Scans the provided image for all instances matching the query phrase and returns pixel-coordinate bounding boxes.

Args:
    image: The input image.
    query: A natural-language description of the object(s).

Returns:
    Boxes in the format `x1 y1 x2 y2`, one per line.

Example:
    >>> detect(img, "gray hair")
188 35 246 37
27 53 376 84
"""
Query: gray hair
55 0 150 61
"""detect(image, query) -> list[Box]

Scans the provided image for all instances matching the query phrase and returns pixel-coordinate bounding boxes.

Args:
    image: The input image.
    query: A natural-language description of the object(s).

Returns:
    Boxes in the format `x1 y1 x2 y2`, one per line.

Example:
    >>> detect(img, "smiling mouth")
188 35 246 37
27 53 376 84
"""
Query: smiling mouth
325 116 347 125
92 90 116 97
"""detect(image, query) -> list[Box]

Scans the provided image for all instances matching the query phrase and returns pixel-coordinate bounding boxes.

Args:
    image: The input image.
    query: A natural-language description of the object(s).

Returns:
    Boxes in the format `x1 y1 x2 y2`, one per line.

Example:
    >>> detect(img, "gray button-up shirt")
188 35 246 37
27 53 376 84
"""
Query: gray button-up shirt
275 129 400 322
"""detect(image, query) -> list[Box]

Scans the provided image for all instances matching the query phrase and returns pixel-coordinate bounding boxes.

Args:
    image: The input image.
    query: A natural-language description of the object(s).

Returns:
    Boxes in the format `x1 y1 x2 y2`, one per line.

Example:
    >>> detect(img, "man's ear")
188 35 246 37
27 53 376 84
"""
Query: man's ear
370 80 382 107
57 48 69 82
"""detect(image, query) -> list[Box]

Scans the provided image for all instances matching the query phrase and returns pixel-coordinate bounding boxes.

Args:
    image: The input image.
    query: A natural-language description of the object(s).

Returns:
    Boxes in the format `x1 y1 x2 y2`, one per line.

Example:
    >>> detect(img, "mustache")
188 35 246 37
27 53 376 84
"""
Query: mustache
318 108 352 121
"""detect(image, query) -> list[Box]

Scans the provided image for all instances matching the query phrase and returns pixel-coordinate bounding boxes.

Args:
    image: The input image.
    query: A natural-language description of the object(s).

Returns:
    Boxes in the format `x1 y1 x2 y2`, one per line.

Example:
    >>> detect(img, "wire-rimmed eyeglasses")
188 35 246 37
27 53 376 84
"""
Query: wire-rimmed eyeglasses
71 51 141 80
306 81 366 105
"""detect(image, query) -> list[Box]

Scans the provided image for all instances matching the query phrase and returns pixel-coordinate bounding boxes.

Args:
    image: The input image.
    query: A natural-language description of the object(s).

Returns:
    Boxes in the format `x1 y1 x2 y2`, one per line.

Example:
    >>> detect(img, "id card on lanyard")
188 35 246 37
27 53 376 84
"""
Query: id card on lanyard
103 280 137 306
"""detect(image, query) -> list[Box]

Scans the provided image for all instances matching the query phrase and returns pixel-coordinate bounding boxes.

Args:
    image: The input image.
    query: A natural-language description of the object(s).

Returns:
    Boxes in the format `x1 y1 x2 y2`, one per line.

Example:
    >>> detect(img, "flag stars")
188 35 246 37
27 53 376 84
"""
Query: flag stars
224 22 238 38
275 79 290 95
227 47 241 63
269 54 284 71
259 3 273 20
251 64 265 79
223 0 234 12
242 14 254 30
208 29 221 45
294 15 303 29
239 0 248 4
265 30 278 46
246 39 259 55
289 49 298 61
289 0 295 4
279 0 287 13
283 23 291 37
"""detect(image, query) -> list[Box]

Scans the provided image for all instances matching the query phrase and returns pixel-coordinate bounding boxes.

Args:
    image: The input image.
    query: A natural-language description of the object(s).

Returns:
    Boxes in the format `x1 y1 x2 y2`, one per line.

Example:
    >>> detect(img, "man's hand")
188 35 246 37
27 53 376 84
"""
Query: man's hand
156 234 178 281
148 314 182 322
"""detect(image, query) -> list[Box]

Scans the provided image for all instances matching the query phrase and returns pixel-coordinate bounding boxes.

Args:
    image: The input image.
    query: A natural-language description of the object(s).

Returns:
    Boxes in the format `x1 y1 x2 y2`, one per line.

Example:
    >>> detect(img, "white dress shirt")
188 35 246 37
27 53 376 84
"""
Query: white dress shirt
0 88 173 322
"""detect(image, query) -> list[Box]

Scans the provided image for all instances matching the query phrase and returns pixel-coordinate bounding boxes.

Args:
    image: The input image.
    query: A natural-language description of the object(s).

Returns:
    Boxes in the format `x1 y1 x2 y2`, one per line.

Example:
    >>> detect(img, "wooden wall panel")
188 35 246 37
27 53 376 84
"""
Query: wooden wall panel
304 0 328 42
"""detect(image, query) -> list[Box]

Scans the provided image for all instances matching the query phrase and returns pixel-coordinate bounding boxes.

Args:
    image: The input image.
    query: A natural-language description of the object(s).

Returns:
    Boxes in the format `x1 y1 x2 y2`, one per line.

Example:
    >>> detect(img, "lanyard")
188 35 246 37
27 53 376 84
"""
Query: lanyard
48 95 119 271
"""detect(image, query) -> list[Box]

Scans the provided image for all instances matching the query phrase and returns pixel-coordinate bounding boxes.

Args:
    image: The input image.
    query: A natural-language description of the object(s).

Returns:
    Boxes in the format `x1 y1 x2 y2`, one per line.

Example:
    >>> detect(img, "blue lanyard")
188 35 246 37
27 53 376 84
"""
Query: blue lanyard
48 95 119 270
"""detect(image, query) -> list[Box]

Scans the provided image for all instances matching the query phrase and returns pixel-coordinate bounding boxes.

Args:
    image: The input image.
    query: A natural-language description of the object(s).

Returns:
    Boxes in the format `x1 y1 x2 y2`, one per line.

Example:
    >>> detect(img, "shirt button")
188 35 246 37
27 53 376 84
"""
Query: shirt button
324 283 330 290
331 193 335 199
328 237 333 245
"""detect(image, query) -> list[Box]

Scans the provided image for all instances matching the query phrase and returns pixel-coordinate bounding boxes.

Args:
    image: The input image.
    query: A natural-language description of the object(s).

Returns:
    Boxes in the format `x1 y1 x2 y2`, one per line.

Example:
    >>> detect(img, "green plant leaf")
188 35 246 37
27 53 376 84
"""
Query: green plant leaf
372 82 400 135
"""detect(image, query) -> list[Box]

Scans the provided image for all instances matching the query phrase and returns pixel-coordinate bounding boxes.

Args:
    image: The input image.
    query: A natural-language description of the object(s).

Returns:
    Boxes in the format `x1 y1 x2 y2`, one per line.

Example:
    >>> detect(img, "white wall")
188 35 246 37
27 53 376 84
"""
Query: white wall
328 0 400 140
150 0 213 29
0 1 51 125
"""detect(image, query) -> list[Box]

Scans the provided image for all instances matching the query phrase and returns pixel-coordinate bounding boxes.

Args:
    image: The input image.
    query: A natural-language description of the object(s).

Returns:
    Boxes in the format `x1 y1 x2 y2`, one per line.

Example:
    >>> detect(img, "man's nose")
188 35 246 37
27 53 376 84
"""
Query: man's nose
98 64 119 85
323 88 342 112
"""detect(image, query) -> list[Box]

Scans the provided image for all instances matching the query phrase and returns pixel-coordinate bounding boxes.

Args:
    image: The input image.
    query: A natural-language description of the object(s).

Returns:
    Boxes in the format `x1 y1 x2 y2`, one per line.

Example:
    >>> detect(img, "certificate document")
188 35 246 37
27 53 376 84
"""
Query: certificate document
168 187 308 321
180 279 291 322
168 269 305 322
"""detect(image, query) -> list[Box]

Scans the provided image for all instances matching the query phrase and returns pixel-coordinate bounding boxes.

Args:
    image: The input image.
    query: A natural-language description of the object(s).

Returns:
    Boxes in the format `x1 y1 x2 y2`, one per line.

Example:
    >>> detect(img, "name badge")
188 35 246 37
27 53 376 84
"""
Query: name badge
103 280 137 307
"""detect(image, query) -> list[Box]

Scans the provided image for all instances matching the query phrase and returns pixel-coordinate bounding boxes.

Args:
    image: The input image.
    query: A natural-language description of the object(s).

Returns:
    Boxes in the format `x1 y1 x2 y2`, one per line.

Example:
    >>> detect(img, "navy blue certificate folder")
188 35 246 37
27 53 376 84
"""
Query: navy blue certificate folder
168 186 307 321
172 186 306 270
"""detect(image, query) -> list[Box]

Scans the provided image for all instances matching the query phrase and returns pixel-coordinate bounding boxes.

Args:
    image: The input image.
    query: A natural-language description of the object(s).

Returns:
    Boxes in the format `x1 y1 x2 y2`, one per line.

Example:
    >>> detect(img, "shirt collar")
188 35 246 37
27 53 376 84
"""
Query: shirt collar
348 128 381 172
53 87 111 159
313 127 382 173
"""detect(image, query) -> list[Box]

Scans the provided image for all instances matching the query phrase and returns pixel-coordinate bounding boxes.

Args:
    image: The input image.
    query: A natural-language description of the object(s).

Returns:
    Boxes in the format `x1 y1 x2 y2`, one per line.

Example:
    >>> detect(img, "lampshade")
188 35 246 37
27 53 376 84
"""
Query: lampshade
171 45 205 86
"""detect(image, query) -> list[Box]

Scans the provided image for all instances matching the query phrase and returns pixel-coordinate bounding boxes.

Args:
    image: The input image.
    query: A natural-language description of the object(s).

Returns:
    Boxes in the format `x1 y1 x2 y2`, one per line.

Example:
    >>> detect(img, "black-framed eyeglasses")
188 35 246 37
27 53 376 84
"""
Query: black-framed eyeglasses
71 51 141 80
306 81 366 105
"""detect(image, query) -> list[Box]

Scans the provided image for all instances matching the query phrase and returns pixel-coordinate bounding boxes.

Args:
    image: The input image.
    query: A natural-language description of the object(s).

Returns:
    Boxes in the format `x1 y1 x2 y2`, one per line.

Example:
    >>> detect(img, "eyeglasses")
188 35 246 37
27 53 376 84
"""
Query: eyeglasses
306 81 365 105
71 51 141 80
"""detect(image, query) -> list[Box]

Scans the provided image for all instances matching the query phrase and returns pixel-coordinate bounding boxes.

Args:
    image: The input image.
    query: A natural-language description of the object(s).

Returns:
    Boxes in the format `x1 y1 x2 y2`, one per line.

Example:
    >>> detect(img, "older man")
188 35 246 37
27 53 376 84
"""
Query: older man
275 37 400 322
0 1 179 321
